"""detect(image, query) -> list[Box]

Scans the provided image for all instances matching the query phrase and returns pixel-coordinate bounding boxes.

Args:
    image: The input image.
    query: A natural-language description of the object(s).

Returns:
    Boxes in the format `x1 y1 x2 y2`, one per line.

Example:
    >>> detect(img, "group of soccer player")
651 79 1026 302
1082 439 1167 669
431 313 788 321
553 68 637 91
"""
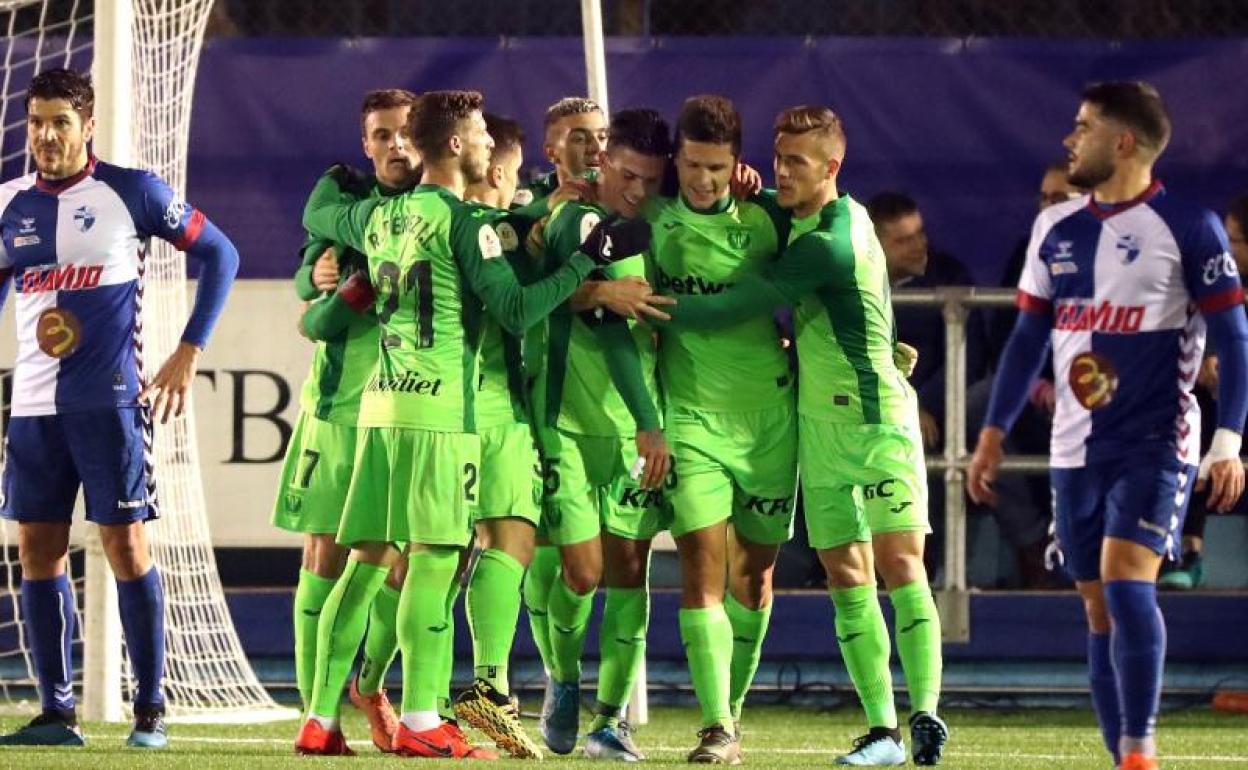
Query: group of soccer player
275 88 947 766
0 62 1235 770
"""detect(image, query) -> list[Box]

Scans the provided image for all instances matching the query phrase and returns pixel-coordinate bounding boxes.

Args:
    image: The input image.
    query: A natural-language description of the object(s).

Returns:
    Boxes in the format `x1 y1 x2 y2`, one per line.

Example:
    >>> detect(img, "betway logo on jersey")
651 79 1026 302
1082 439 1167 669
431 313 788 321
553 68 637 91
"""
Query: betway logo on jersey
656 267 729 295
17 264 104 294
1054 300 1145 333
365 370 444 395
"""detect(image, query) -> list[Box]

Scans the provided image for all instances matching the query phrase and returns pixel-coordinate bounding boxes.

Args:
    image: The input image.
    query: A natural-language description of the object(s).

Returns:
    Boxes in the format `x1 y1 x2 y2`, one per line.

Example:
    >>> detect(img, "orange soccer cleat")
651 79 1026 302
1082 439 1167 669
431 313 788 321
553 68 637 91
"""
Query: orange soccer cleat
1119 752 1159 770
294 718 355 756
349 676 399 753
393 721 498 760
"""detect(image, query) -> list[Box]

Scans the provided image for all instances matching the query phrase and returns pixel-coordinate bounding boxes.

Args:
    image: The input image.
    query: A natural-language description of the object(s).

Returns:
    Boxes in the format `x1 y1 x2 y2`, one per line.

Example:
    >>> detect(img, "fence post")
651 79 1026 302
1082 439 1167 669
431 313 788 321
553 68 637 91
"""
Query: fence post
937 293 970 642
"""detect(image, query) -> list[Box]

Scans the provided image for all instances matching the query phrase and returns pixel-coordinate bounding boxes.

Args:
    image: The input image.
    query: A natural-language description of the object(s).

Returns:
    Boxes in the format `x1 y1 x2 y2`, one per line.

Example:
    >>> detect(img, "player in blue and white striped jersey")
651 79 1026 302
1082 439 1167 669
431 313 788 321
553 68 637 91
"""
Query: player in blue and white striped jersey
969 81 1248 770
0 68 238 750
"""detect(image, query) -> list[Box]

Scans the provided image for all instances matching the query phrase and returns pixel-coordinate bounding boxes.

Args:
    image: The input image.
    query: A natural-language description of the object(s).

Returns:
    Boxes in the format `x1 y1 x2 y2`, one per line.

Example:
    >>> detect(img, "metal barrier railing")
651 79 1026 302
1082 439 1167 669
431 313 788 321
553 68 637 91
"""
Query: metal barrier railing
892 286 1047 642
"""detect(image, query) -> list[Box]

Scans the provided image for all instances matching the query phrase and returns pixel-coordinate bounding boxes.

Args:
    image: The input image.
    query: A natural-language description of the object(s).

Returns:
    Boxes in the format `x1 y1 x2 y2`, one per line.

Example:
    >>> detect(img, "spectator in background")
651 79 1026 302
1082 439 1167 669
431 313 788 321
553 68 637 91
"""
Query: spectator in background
1160 192 1248 589
965 163 1084 588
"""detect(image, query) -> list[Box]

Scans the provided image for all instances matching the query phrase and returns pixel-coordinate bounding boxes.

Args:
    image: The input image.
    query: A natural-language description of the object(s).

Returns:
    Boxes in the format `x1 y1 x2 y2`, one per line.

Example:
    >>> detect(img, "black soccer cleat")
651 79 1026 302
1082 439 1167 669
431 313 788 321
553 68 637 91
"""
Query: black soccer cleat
909 711 948 766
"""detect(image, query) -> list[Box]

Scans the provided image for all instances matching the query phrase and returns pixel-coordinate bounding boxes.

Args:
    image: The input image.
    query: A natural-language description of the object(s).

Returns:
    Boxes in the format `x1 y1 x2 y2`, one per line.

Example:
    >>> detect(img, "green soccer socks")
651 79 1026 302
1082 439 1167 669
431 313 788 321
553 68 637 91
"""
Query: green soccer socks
890 581 942 714
293 568 337 709
467 548 526 694
830 584 897 729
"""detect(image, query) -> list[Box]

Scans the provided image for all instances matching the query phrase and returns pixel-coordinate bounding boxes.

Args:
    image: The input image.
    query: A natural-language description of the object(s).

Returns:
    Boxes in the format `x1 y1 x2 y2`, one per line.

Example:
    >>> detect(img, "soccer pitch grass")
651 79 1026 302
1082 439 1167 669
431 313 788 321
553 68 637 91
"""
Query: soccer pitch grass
0 706 1244 769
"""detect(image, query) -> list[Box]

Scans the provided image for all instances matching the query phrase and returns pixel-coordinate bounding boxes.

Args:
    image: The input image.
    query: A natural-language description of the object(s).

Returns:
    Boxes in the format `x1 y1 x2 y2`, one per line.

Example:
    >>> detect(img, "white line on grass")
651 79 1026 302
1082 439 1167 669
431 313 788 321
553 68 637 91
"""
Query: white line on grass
138 735 1248 762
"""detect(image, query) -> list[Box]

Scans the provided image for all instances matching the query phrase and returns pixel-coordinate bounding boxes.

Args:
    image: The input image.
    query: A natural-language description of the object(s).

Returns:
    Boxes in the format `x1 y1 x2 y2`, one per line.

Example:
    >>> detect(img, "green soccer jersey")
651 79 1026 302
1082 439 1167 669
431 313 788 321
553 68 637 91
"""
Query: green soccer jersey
302 175 595 432
647 194 790 412
531 200 661 439
664 194 911 426
296 177 407 425
474 241 539 430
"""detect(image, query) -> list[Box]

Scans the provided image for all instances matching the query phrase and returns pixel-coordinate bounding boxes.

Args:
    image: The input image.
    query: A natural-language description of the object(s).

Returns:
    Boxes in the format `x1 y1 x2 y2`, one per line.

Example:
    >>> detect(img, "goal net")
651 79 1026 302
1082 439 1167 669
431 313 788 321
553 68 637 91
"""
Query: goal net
0 0 292 723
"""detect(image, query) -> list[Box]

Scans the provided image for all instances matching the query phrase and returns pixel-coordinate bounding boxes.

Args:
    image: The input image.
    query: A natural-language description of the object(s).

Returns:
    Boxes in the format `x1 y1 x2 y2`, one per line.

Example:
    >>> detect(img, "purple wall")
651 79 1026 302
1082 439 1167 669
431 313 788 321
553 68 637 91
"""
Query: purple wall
186 37 1248 283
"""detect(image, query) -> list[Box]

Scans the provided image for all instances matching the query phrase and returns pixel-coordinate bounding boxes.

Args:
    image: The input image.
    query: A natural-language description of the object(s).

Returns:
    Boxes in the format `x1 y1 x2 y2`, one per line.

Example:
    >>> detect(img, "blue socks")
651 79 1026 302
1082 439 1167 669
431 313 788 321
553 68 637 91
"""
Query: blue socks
1104 580 1165 755
21 575 77 713
1087 631 1120 764
117 567 166 709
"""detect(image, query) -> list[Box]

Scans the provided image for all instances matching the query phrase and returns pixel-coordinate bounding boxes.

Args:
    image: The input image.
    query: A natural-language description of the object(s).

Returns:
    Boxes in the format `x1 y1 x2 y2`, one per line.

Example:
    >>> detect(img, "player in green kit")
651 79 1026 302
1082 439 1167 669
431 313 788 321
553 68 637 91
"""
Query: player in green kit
512 97 606 217
271 88 418 753
451 113 545 759
654 106 947 767
523 108 676 762
644 95 794 764
296 90 654 760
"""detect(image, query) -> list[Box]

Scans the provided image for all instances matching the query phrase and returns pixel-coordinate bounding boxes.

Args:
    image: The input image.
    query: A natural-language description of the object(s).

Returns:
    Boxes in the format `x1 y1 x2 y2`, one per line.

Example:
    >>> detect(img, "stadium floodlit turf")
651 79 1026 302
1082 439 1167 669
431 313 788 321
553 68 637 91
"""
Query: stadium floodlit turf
0 706 1243 769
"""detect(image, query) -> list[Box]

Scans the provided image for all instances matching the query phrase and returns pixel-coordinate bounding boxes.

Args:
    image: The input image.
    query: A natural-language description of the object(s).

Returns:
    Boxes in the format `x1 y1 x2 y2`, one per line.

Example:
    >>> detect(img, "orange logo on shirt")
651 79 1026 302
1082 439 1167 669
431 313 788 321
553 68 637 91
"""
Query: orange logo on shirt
36 308 82 358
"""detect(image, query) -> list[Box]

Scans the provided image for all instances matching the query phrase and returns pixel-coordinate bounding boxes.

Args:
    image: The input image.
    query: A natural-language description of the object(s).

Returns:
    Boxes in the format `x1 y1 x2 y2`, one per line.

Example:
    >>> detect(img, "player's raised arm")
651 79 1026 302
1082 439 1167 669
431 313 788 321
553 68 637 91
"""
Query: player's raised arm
1181 208 1248 511
456 211 649 337
301 165 385 255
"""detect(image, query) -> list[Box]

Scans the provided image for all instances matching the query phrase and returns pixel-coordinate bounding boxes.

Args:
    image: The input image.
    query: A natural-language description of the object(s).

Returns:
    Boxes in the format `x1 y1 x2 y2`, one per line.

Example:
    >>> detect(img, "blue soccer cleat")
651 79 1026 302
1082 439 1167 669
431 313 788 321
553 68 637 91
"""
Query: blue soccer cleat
539 680 580 754
833 730 906 766
0 710 85 746
126 706 168 749
585 721 644 761
909 711 948 765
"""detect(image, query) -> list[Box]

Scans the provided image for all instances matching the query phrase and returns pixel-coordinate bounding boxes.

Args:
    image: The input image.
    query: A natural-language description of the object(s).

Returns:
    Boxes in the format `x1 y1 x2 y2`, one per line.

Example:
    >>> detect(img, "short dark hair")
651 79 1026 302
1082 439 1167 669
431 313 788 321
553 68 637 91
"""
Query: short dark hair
543 97 602 135
1081 81 1171 155
677 95 741 156
608 108 672 158
360 88 418 134
26 68 94 119
484 113 524 160
1228 193 1248 231
866 191 919 226
773 105 846 155
407 90 484 161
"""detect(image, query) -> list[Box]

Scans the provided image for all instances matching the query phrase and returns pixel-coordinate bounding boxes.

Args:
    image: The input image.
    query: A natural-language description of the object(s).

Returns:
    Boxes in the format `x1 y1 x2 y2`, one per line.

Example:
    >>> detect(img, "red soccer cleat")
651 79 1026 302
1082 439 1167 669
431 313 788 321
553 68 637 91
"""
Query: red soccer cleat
294 718 356 756
349 676 399 753
1119 752 1159 770
393 721 498 760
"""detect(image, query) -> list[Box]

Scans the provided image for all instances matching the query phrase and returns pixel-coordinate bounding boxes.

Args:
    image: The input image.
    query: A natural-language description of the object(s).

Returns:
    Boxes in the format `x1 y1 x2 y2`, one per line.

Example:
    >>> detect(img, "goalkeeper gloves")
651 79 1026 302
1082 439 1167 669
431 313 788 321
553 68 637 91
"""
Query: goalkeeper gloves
579 215 651 266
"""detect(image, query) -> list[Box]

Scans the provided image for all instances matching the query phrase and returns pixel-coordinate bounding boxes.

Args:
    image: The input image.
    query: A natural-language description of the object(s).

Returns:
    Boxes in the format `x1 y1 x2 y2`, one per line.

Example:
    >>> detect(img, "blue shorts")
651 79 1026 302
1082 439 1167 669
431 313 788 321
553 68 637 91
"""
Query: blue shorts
1050 448 1194 582
1 408 159 525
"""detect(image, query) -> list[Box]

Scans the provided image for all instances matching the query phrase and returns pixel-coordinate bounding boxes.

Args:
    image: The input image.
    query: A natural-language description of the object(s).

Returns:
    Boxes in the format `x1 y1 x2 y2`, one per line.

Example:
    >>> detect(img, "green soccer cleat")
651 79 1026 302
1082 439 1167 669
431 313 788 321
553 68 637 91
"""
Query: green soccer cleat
0 710 85 747
126 705 168 749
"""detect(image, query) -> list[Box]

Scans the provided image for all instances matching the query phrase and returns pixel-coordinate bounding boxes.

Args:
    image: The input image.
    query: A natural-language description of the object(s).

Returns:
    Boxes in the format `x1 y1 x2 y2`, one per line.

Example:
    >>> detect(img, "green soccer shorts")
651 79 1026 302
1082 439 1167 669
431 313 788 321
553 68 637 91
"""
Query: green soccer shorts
666 403 797 545
475 422 542 526
539 430 670 546
799 414 931 550
271 410 357 535
338 427 480 548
